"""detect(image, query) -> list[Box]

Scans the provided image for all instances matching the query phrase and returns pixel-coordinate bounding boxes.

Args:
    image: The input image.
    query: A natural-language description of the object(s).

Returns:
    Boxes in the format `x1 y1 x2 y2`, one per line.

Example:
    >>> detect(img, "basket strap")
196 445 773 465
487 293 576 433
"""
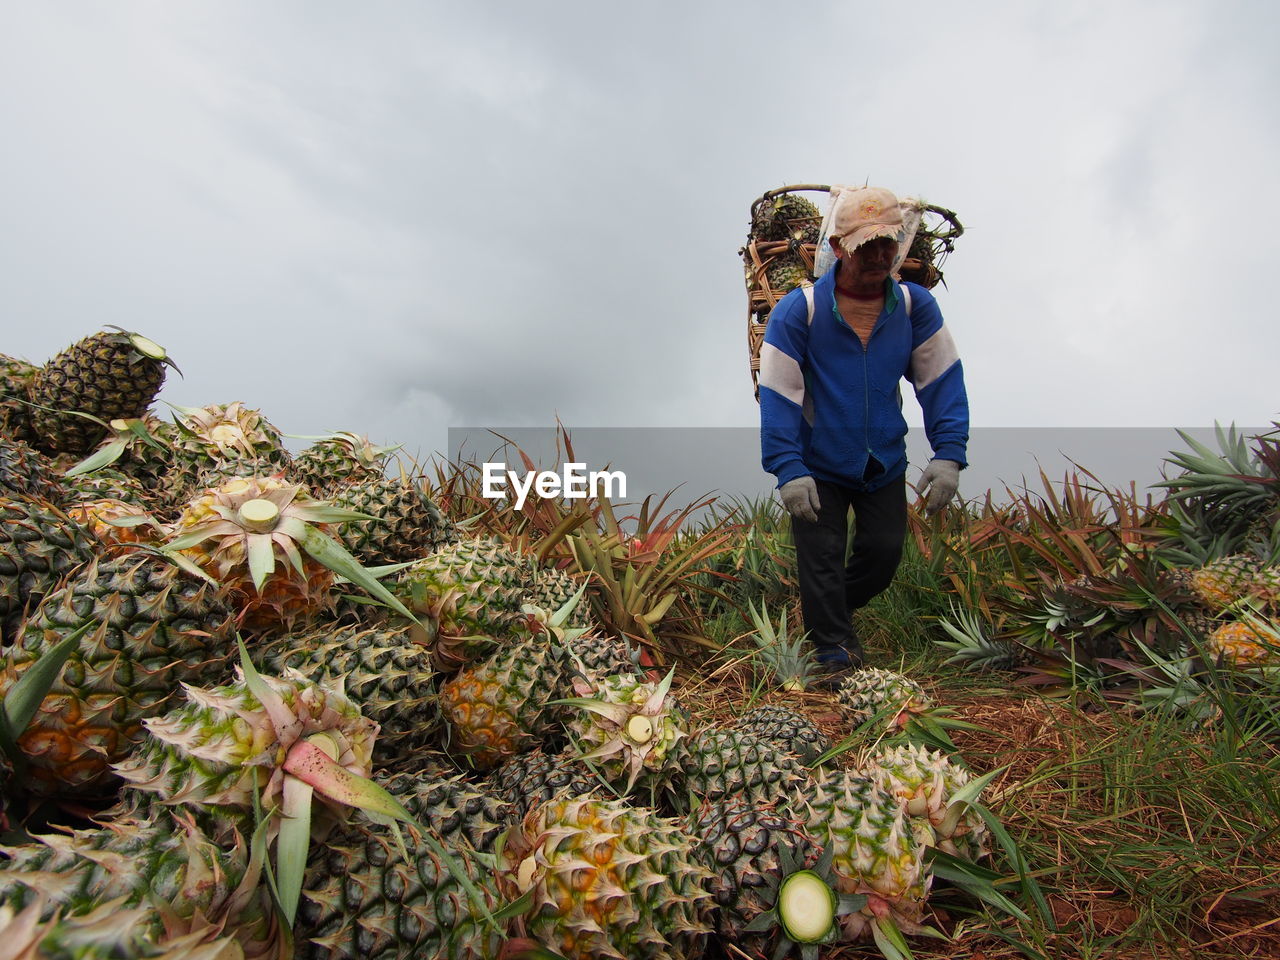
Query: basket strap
900 282 912 318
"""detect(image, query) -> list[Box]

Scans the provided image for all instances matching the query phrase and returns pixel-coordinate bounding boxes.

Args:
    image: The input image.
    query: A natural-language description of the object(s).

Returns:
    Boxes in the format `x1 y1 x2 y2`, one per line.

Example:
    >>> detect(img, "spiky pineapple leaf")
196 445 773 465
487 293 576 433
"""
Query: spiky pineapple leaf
277 771 314 925
62 437 129 476
295 523 422 627
0 622 92 763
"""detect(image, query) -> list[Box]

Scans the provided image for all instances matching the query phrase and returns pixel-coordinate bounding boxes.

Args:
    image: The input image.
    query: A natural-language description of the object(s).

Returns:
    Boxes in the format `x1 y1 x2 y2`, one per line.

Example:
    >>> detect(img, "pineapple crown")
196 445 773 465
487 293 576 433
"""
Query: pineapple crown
116 644 430 929
92 325 181 375
169 402 282 461
297 430 400 465
115 664 378 816
167 475 419 624
555 668 688 793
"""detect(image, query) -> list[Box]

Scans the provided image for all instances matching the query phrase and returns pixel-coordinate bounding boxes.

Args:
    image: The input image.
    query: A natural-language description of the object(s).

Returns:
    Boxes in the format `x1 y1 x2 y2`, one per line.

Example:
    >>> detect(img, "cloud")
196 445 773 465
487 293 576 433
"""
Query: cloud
1 0 1276 487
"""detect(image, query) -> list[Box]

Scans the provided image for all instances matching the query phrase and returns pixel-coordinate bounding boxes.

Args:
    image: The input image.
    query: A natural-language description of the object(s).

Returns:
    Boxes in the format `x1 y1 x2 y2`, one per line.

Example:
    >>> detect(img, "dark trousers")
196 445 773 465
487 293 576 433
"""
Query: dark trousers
791 472 907 656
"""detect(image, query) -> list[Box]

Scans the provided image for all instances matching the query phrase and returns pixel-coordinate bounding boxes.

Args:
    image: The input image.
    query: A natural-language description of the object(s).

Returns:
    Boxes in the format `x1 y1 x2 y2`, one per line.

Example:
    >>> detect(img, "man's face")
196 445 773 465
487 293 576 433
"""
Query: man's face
833 235 898 288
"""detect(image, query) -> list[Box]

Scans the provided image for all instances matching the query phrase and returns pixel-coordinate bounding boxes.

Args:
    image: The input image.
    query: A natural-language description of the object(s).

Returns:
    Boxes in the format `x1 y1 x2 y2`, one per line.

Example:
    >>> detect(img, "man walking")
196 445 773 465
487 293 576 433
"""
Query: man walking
758 186 969 687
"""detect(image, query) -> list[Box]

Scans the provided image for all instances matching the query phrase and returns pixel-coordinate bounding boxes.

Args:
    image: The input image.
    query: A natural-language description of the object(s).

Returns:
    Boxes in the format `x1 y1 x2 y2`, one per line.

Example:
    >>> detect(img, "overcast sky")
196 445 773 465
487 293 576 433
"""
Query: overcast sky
2 2 1277 489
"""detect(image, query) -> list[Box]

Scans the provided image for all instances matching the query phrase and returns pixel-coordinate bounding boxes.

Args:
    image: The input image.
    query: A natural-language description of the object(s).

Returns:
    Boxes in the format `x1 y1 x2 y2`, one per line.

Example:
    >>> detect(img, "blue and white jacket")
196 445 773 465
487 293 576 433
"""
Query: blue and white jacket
759 264 969 492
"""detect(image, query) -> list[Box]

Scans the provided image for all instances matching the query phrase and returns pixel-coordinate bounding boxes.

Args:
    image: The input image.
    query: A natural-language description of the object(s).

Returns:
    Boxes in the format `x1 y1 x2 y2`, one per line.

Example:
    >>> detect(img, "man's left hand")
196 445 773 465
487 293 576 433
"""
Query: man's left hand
914 459 961 515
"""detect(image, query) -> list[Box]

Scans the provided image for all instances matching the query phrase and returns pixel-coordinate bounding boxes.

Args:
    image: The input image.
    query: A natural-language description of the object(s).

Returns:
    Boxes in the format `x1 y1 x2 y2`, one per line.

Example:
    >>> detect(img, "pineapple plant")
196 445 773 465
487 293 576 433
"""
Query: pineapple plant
746 600 817 692
731 704 831 764
291 431 398 496
495 796 715 960
0 548 238 794
27 327 176 456
557 669 691 794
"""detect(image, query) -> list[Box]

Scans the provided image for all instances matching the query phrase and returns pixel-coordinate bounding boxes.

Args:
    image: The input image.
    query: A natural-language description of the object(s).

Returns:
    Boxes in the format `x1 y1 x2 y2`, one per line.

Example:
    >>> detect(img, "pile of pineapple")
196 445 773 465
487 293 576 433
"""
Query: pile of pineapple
0 329 995 959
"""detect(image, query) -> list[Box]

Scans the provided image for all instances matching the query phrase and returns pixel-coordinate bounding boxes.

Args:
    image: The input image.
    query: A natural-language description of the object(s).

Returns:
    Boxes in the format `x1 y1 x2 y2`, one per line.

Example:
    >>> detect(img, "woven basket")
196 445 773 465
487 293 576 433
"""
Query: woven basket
742 184 962 397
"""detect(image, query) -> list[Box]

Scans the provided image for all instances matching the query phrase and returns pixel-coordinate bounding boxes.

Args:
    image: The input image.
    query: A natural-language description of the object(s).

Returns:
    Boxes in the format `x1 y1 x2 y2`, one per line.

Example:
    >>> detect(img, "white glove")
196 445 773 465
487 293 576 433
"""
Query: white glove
914 459 960 515
779 476 821 523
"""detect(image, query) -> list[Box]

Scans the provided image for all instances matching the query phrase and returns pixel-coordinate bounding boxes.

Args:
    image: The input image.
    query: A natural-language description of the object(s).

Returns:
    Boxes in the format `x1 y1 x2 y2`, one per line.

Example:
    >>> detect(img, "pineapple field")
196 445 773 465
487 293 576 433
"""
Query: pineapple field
0 327 1277 960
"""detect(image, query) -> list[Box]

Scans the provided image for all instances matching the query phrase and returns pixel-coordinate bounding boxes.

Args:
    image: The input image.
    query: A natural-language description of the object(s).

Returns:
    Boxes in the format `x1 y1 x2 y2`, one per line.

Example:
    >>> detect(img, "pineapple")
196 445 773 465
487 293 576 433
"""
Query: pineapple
28 327 175 456
330 475 457 566
66 416 180 510
0 814 277 958
0 436 63 501
60 466 151 509
763 255 811 297
0 352 38 441
562 629 638 681
751 193 822 244
487 748 602 820
376 769 512 852
495 796 715 960
258 621 441 768
0 496 99 629
397 537 535 669
291 431 398 496
0 894 247 960
790 768 932 941
169 476 340 633
525 564 593 626
0 549 237 795
1206 620 1280 666
689 797 837 956
858 742 990 862
559 670 690 794
731 704 831 764
678 727 809 810
298 816 504 960
114 667 378 839
168 402 292 497
65 497 159 547
1190 555 1266 611
437 630 574 771
835 668 933 732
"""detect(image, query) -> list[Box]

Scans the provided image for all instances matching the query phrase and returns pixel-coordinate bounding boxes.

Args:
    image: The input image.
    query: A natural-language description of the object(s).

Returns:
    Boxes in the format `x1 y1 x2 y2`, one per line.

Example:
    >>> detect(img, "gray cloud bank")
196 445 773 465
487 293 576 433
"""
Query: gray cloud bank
2 2 1277 488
